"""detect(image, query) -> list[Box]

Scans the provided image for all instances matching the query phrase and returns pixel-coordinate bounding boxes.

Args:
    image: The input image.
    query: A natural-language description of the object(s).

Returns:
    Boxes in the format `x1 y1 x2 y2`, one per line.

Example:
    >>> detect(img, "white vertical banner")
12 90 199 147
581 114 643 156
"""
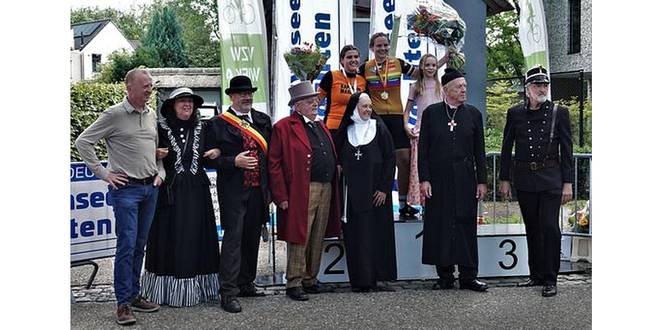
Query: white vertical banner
518 0 550 72
218 0 270 114
369 0 447 124
273 0 354 123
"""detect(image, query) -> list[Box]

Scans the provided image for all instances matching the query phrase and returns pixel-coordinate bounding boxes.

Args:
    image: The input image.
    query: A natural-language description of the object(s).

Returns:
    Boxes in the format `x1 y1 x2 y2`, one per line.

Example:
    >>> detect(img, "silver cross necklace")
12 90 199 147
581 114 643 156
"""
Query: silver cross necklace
445 102 458 132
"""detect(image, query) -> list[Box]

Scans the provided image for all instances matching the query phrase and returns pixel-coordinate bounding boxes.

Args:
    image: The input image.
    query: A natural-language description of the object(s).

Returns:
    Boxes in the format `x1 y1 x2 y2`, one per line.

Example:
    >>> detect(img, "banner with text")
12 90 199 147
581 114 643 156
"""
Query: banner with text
218 0 270 114
70 162 223 263
273 0 354 122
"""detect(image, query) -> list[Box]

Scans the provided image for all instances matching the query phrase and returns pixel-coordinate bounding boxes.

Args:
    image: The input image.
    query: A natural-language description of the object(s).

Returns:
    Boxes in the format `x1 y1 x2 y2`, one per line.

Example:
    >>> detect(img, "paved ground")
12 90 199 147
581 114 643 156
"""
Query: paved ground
72 278 591 329
71 240 591 329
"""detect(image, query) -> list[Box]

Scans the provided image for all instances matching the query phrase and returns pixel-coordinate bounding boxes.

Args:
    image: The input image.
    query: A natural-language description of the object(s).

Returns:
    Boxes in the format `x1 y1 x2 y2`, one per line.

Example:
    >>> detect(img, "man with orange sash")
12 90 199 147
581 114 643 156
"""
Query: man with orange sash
207 75 272 313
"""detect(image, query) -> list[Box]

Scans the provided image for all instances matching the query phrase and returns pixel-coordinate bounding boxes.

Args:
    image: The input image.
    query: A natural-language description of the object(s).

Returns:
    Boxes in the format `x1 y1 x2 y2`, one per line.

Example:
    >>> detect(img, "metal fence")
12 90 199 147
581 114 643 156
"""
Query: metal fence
481 152 592 237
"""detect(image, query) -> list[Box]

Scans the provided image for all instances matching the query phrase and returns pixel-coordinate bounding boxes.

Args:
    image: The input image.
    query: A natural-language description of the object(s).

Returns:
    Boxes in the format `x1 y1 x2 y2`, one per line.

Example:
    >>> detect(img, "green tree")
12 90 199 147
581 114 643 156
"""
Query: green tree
143 5 188 67
183 0 220 39
486 6 524 79
97 47 161 83
172 0 221 67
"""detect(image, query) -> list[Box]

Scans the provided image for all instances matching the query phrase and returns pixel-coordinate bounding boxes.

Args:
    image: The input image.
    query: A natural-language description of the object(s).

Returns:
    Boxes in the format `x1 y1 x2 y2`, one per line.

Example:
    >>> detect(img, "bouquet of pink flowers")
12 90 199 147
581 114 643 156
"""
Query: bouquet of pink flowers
283 42 329 81
408 3 466 70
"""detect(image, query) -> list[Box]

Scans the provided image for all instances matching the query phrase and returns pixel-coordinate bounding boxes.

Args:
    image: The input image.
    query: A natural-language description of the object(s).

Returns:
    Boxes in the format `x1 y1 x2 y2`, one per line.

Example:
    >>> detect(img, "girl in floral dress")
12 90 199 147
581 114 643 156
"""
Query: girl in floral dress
403 53 444 208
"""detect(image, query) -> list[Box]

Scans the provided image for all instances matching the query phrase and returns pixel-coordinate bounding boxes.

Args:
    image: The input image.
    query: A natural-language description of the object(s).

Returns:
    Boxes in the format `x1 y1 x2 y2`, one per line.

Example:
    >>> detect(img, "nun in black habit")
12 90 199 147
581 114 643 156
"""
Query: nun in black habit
334 92 397 292
418 68 489 292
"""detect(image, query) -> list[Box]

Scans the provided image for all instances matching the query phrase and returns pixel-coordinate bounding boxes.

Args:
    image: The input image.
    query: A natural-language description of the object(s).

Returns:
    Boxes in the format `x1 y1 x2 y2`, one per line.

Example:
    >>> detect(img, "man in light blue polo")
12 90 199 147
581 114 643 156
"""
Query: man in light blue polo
75 67 165 326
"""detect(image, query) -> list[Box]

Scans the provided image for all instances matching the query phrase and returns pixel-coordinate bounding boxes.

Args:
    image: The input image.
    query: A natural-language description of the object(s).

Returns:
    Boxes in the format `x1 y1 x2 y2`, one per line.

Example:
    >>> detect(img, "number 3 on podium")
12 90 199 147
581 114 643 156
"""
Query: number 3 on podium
498 239 518 270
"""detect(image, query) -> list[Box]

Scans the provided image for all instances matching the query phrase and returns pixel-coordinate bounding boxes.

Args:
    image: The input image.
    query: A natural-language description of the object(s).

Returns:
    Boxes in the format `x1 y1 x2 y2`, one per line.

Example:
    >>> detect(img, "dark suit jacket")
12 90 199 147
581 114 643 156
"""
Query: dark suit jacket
207 107 273 222
499 101 574 192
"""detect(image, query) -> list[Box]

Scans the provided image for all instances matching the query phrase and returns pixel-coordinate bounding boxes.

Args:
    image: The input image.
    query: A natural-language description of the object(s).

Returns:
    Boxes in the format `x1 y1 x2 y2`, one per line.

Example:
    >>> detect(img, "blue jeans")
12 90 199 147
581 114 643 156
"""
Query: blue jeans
108 183 159 305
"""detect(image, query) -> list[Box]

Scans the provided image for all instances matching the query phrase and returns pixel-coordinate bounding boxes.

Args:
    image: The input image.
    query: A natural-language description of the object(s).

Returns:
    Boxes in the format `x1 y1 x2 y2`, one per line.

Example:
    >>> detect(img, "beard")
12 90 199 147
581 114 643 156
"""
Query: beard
536 94 548 103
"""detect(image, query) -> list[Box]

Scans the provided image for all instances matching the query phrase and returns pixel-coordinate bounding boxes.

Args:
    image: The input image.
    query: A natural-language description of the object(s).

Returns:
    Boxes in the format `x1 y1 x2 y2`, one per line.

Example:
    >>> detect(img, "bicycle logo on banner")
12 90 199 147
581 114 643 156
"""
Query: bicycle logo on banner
525 0 542 43
222 0 256 25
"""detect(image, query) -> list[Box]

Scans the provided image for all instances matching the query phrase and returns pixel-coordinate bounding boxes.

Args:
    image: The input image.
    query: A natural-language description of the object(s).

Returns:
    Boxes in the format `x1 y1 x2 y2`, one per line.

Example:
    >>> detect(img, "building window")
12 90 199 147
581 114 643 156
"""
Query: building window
92 54 102 73
568 0 581 54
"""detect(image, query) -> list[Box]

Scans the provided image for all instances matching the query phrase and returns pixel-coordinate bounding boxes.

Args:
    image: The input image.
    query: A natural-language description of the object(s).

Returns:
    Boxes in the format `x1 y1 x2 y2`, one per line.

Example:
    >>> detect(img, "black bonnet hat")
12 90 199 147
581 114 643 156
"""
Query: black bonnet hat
441 68 464 86
160 87 204 117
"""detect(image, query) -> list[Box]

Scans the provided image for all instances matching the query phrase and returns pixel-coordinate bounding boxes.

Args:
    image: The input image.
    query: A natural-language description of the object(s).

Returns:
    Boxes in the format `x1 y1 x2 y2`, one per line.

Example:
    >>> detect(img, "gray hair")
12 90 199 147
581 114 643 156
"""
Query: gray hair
125 67 152 85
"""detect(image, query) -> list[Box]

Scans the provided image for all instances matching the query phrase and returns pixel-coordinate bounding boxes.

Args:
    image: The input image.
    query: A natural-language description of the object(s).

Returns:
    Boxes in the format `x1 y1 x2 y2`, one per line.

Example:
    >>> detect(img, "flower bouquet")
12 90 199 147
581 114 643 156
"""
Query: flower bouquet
407 2 466 71
567 202 590 233
283 42 329 81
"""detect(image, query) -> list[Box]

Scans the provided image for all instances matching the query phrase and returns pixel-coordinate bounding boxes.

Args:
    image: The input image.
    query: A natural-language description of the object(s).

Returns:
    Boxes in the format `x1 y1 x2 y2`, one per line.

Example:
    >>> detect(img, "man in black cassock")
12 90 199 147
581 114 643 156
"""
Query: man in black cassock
418 68 488 292
499 66 574 297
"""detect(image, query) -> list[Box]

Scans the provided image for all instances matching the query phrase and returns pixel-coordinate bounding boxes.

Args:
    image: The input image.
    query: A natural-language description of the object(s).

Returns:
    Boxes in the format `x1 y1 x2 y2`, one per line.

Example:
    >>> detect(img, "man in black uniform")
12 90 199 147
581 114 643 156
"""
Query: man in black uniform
208 76 272 312
499 66 574 297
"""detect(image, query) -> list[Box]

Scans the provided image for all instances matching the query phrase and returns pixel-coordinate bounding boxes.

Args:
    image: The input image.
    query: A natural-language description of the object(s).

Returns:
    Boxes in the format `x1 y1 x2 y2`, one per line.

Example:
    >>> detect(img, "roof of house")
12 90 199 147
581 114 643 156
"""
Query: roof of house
71 19 111 50
484 0 516 16
147 68 221 89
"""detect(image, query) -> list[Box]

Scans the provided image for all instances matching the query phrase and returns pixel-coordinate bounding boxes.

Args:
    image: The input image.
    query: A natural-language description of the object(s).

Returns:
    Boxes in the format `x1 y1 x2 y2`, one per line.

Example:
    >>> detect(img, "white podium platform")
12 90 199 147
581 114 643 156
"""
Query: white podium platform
318 221 574 283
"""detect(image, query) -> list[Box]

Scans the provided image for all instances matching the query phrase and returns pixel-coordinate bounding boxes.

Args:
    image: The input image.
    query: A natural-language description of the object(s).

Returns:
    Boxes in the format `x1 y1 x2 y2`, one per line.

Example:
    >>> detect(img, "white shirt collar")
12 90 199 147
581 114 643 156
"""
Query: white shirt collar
231 107 252 122
300 113 318 124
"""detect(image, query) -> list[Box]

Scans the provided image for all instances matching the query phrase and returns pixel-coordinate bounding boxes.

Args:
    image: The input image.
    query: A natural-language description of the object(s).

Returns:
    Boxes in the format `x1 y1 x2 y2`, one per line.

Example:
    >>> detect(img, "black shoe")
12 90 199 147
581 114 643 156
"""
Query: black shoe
432 279 456 290
517 279 543 287
459 279 488 292
286 287 309 301
220 296 242 313
399 204 420 219
238 285 266 297
542 285 557 297
303 283 335 294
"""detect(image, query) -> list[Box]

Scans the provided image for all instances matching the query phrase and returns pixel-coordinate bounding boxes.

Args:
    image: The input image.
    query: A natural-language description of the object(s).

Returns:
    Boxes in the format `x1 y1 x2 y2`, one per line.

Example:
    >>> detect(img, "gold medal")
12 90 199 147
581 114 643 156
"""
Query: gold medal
381 91 389 100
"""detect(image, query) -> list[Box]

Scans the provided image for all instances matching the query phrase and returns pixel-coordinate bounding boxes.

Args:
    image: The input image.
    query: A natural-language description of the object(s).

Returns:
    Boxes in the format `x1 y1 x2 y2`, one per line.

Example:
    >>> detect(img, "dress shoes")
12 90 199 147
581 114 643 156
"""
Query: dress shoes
303 283 335 294
432 279 456 290
286 287 309 301
459 279 489 292
517 279 543 287
220 296 242 313
238 285 266 297
542 285 558 297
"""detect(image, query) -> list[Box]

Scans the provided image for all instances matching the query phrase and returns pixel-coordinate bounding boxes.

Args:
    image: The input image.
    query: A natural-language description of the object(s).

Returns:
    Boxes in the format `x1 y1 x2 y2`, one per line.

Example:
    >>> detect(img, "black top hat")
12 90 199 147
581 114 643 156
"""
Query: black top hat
525 65 550 85
224 75 258 95
160 87 204 117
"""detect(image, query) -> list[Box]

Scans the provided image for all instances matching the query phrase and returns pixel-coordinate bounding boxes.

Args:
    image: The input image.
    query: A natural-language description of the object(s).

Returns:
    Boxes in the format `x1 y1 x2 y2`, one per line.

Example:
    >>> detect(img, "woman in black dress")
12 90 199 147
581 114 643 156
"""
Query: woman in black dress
334 92 397 292
140 88 221 307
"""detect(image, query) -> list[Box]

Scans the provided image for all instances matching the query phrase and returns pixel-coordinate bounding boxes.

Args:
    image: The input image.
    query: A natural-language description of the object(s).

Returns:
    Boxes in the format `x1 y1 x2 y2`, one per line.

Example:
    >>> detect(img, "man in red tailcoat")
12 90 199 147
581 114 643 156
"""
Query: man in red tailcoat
268 80 341 301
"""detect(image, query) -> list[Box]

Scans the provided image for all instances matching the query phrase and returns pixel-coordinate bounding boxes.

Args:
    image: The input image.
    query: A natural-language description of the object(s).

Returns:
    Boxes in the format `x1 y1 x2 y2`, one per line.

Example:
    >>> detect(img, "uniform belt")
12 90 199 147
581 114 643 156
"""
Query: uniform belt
515 159 558 171
127 175 156 185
